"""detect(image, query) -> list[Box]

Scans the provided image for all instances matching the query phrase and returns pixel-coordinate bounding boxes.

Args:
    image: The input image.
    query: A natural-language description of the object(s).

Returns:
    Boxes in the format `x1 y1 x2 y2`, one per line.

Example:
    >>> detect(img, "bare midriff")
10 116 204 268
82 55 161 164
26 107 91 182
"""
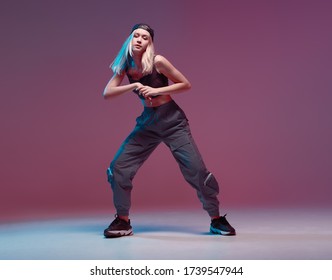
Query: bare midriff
142 94 172 107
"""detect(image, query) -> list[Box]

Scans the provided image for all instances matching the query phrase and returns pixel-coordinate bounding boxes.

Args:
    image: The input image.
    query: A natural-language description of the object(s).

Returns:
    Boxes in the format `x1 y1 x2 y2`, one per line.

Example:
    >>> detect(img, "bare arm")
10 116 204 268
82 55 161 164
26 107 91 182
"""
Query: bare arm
136 55 191 98
103 72 140 100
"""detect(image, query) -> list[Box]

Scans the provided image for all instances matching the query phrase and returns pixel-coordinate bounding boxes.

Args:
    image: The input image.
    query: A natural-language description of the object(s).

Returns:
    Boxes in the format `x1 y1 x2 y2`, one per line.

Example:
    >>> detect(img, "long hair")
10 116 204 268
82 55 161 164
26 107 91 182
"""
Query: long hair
110 31 155 76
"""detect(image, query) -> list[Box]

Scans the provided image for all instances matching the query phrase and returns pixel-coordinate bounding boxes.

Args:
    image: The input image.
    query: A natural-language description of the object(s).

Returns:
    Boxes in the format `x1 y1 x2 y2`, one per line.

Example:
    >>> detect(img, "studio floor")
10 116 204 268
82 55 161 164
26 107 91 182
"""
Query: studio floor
0 208 331 260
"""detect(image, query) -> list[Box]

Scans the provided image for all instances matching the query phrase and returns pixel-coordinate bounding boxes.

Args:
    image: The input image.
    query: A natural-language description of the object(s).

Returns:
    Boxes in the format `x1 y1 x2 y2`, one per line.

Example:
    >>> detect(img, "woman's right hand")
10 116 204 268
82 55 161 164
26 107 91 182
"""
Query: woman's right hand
133 82 143 95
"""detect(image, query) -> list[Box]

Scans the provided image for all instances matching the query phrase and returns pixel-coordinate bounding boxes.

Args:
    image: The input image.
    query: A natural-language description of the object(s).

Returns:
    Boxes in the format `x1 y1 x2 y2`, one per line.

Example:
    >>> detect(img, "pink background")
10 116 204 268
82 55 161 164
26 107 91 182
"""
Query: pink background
1 0 331 221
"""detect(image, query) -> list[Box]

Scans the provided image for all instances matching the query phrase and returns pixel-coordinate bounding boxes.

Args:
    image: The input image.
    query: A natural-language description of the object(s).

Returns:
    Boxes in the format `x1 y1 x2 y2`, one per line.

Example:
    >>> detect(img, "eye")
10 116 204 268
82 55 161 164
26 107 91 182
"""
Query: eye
142 36 148 40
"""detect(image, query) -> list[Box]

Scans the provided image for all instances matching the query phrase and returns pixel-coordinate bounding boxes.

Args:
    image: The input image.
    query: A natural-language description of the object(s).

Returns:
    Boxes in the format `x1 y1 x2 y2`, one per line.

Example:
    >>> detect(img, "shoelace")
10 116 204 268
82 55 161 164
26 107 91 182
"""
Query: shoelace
110 216 122 226
218 214 230 225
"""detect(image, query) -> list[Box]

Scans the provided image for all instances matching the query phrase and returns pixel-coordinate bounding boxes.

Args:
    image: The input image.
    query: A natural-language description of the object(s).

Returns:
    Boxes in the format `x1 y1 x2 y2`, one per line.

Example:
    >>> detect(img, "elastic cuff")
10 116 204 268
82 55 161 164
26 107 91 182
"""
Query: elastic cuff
116 211 130 217
208 211 220 218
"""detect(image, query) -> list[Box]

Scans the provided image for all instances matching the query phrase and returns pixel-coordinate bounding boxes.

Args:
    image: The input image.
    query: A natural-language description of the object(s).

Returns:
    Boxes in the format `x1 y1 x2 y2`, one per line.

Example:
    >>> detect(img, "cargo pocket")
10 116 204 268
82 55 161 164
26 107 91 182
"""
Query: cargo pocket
169 135 191 152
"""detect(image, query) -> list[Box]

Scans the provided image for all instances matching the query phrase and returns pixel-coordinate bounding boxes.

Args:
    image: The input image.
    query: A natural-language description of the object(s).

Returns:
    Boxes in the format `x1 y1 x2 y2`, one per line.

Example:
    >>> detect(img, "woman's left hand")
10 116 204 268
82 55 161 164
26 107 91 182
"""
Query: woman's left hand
136 85 159 98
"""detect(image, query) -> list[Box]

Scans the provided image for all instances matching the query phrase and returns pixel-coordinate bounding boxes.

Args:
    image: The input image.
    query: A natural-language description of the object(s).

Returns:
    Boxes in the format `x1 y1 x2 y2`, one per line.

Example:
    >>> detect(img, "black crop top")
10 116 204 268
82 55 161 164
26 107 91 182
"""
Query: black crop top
126 65 168 100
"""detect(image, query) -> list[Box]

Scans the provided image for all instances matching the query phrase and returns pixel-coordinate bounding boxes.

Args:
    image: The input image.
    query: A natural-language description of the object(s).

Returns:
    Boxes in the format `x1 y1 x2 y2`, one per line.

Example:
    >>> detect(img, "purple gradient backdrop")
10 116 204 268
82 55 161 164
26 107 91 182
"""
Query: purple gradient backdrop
1 0 331 221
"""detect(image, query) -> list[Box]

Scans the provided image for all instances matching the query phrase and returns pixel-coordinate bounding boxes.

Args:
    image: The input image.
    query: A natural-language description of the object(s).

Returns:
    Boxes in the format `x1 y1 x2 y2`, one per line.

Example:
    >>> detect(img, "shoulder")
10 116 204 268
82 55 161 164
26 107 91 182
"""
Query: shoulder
154 55 174 73
154 54 169 66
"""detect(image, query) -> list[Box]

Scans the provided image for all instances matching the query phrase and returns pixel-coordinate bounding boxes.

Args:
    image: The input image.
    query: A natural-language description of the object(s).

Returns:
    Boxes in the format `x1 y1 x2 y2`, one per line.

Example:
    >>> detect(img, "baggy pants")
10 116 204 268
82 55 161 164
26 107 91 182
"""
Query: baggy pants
107 100 220 217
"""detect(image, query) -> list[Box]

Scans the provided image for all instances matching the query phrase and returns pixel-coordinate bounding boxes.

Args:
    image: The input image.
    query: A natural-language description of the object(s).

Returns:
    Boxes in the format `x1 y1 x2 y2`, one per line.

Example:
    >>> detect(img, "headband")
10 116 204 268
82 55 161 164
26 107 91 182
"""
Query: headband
131 23 154 41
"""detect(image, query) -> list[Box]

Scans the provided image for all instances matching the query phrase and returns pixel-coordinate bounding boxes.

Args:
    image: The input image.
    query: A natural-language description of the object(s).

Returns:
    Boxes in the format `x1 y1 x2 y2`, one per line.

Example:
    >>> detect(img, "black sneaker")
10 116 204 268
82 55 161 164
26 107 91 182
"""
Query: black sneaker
210 214 236 236
104 216 133 238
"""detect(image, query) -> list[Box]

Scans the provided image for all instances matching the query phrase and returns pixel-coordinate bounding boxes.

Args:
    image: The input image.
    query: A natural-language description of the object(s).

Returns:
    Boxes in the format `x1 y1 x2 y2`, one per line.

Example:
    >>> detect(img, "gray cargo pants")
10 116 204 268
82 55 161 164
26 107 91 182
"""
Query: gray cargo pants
107 100 220 217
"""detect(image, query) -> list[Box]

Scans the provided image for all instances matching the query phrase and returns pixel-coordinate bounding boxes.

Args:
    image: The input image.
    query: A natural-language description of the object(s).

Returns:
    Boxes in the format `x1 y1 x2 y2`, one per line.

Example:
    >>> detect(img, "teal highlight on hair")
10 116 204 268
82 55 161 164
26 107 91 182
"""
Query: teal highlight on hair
111 33 134 75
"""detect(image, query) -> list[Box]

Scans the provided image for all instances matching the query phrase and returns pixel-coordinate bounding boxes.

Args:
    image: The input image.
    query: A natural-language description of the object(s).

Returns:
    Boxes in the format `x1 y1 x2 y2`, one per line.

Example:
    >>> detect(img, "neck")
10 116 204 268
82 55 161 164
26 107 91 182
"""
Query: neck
132 55 142 68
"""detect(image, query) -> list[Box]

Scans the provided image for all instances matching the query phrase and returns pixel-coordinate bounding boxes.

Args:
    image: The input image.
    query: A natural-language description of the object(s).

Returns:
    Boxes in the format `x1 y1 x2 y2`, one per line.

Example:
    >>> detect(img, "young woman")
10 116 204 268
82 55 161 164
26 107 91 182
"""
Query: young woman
103 23 236 238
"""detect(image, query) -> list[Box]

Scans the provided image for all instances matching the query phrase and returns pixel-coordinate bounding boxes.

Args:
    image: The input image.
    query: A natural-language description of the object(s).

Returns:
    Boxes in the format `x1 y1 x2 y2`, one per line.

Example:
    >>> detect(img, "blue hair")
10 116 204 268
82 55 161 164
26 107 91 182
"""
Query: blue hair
110 33 134 75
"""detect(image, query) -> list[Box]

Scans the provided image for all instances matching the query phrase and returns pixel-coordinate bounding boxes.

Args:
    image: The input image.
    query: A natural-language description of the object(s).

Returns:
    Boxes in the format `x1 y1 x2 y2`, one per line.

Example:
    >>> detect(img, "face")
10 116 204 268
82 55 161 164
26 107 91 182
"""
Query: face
132 28 151 54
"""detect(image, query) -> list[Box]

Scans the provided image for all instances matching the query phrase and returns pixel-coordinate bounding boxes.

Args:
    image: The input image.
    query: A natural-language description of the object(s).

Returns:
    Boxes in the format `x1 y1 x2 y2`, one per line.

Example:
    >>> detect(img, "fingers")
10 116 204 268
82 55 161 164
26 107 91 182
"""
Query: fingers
134 87 144 96
136 86 151 98
135 89 148 99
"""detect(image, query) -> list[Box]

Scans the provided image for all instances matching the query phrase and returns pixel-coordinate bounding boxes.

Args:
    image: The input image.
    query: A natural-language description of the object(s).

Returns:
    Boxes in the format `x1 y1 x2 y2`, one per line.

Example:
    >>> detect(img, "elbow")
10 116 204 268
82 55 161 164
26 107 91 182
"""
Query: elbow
102 91 108 99
103 88 113 100
185 81 192 91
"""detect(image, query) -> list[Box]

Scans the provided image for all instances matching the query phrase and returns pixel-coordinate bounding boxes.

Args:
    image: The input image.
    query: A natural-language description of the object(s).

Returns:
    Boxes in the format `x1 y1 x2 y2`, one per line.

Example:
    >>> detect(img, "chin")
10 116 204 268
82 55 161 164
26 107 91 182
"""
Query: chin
133 49 144 55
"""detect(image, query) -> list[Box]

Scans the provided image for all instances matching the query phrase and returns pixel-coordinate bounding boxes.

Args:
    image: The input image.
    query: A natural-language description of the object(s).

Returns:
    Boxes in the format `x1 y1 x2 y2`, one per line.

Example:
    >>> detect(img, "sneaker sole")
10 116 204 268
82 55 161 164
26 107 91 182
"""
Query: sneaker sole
210 226 236 236
104 229 133 238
